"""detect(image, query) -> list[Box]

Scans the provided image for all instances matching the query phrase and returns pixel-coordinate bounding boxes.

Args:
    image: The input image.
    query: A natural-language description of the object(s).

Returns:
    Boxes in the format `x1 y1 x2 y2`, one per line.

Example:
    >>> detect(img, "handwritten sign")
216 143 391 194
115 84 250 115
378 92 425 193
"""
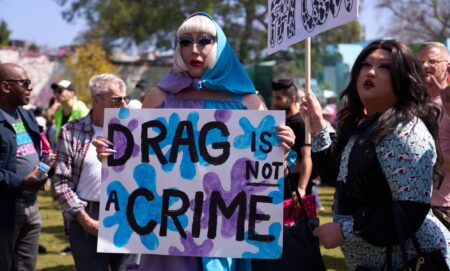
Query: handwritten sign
97 108 285 259
268 0 359 54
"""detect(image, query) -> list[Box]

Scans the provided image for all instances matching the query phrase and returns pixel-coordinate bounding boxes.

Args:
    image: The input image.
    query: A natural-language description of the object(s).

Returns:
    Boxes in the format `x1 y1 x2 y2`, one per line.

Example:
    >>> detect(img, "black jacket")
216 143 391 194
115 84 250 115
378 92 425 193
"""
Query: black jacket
0 107 42 230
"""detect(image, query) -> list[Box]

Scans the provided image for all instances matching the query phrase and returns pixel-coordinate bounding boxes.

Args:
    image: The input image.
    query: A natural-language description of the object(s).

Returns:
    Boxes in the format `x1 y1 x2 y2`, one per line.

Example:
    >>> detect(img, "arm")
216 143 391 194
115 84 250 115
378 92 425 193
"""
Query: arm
142 87 166 108
441 85 450 118
53 125 86 220
296 145 312 196
242 93 267 110
311 128 339 186
0 168 25 194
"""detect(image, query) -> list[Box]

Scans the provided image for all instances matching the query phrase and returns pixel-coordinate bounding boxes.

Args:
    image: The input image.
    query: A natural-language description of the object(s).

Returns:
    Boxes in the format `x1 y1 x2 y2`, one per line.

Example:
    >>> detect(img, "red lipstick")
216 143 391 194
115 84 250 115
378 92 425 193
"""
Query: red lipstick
190 59 203 67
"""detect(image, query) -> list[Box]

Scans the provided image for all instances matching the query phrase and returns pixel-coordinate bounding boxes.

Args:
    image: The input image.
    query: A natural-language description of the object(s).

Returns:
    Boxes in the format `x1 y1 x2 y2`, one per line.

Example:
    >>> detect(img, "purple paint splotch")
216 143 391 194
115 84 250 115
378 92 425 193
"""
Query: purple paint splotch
108 117 141 172
214 109 232 123
168 232 214 256
191 158 271 238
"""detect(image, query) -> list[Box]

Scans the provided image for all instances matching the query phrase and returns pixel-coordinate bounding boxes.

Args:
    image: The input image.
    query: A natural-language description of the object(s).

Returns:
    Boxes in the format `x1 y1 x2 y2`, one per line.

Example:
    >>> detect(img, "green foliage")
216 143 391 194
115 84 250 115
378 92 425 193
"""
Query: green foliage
28 43 40 52
63 42 117 104
56 0 361 77
56 0 267 63
0 20 11 47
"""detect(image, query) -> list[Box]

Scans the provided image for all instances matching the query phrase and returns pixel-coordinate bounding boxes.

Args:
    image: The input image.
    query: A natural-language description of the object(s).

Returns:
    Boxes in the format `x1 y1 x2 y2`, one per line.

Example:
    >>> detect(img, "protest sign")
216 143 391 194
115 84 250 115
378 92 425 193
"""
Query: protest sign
97 108 285 259
267 0 359 54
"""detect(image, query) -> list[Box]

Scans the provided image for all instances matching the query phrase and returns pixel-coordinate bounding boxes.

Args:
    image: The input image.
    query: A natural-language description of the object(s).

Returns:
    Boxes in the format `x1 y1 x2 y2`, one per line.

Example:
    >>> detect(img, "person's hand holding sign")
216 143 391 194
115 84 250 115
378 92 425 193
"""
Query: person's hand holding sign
93 136 116 162
299 90 327 134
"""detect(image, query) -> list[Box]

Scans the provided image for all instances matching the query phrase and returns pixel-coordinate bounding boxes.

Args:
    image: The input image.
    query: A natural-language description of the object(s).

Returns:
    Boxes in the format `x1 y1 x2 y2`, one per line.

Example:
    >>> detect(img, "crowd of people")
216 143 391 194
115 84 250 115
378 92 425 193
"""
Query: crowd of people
0 11 449 271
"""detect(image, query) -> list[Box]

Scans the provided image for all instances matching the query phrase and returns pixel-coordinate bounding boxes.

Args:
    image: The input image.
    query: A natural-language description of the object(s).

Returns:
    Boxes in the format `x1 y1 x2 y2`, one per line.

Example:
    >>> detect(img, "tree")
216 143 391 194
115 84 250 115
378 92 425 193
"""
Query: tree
0 20 11 47
56 0 362 73
56 0 267 63
63 42 117 104
374 0 450 43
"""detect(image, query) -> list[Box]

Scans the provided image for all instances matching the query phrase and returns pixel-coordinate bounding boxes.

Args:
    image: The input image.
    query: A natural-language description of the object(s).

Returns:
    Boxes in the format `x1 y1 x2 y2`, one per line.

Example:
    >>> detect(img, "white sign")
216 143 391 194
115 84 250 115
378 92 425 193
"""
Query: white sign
268 0 359 54
97 108 285 259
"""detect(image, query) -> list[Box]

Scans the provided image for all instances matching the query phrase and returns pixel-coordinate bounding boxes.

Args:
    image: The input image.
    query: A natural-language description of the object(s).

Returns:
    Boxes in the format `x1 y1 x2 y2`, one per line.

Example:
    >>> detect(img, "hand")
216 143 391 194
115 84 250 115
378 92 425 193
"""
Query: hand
440 84 450 118
300 91 327 134
47 152 57 168
23 167 47 191
276 125 295 154
75 210 99 237
313 222 345 249
92 136 116 162
291 187 306 207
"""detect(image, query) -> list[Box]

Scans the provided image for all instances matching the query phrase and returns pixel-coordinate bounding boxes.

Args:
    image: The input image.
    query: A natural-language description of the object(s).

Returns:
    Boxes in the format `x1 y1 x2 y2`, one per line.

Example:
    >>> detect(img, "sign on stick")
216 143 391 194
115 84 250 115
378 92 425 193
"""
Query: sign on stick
268 0 359 54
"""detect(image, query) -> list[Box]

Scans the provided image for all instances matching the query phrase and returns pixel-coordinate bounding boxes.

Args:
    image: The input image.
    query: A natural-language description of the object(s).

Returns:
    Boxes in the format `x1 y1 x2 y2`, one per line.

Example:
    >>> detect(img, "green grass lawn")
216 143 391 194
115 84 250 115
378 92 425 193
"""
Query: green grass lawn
37 185 346 270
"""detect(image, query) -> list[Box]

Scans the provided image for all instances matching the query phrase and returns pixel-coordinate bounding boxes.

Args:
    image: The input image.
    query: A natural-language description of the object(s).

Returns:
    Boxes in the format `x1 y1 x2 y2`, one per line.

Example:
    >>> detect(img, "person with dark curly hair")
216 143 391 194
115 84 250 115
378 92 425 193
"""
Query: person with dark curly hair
300 39 450 270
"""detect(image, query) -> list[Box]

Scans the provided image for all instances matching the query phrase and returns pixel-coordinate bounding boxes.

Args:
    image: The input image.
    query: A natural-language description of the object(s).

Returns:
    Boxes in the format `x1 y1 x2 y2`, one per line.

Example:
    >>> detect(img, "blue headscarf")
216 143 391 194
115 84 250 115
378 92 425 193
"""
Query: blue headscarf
157 12 256 95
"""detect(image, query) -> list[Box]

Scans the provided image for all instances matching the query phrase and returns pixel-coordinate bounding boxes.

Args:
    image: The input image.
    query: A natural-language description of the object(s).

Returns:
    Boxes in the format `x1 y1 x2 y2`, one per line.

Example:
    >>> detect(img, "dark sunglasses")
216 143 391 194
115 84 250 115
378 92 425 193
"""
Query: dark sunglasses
178 34 215 47
2 79 32 88
104 95 131 106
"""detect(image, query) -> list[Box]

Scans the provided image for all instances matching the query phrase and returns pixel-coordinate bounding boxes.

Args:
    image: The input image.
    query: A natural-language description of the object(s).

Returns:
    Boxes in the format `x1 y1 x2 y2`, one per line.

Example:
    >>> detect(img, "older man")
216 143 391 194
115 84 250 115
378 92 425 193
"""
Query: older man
419 42 450 229
54 74 139 270
0 63 49 270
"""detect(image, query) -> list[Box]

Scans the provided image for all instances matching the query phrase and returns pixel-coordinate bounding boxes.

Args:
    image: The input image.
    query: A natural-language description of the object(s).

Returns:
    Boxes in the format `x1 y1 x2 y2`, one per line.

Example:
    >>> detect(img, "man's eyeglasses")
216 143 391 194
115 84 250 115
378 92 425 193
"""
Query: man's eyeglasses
421 59 448 67
102 95 131 106
1 79 31 88
178 34 215 47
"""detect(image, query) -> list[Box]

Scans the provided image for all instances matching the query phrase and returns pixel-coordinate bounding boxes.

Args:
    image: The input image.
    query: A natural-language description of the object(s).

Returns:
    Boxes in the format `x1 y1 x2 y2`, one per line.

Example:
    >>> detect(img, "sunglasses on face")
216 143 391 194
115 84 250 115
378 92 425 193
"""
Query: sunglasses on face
178 34 215 47
102 95 131 106
421 58 448 67
1 79 32 89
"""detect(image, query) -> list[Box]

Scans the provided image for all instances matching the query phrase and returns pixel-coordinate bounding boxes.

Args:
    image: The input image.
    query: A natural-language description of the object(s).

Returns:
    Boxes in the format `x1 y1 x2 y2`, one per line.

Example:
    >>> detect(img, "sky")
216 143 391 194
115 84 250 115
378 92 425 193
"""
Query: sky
0 0 384 49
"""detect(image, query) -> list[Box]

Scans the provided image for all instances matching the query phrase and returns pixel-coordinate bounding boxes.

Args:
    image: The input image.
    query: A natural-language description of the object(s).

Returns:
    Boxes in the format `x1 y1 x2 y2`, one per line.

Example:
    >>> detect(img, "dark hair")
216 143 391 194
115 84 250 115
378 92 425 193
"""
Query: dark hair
136 79 148 90
33 106 43 116
272 78 298 99
336 39 443 184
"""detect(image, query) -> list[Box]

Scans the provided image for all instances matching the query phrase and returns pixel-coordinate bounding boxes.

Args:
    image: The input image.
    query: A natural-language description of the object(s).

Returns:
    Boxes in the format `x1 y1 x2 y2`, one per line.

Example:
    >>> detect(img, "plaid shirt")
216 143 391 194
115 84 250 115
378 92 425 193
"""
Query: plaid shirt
54 113 95 220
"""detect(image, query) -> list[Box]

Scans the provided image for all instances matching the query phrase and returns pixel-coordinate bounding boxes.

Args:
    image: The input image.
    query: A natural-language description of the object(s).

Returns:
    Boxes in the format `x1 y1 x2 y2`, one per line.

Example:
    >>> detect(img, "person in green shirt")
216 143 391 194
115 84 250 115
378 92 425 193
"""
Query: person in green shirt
51 79 89 139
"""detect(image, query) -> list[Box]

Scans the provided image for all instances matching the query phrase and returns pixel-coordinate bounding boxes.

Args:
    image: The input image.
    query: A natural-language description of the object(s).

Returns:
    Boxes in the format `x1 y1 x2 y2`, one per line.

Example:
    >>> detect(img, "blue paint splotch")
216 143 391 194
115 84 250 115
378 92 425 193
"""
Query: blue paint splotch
109 117 141 173
103 163 188 250
118 108 130 119
190 158 273 238
168 231 214 256
268 177 284 205
233 115 280 160
242 222 282 259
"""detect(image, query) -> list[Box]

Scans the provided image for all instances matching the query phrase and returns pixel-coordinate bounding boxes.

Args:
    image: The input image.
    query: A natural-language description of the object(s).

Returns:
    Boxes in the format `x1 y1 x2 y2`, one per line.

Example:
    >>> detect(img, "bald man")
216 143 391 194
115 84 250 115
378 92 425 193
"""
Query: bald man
0 63 48 270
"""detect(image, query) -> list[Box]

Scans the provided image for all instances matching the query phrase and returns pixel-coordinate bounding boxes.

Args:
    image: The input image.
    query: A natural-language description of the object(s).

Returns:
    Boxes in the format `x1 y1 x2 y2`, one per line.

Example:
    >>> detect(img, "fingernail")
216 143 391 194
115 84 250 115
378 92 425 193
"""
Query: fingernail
107 149 117 153
99 141 109 148
106 140 114 146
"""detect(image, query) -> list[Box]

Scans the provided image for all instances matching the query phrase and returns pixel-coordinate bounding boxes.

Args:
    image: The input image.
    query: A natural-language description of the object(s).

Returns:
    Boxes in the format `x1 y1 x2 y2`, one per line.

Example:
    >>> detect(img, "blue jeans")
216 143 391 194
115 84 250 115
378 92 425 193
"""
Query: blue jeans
0 200 41 271
69 205 139 271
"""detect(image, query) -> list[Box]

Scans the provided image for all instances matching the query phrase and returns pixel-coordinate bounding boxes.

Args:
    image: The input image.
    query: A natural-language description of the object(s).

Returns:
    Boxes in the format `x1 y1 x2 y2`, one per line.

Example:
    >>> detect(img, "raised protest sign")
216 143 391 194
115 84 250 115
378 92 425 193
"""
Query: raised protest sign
97 108 285 259
267 0 359 54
